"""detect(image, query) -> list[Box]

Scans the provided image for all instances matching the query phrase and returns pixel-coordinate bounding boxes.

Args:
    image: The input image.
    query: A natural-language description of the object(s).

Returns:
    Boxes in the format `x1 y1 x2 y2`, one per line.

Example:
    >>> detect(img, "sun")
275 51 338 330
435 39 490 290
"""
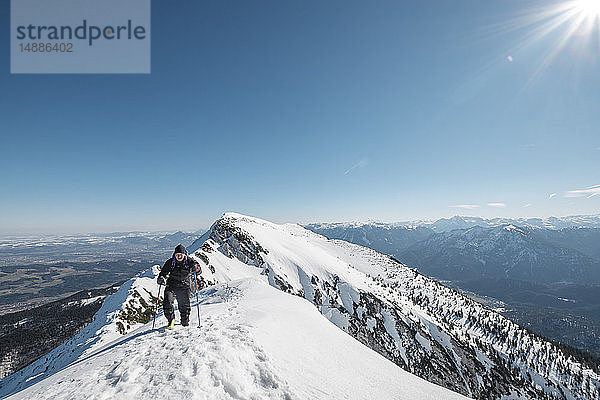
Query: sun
573 0 600 18
492 0 600 78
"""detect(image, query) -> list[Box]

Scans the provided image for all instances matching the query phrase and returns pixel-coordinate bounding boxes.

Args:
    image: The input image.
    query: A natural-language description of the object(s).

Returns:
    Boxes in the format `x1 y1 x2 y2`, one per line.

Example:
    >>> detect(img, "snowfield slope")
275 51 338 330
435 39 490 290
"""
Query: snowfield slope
188 213 600 400
0 267 161 398
1 278 467 400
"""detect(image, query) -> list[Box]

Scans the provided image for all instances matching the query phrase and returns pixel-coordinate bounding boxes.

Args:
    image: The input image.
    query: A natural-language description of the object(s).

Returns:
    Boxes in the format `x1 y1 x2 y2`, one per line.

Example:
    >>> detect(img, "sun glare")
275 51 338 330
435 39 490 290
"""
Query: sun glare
489 0 600 82
574 0 600 18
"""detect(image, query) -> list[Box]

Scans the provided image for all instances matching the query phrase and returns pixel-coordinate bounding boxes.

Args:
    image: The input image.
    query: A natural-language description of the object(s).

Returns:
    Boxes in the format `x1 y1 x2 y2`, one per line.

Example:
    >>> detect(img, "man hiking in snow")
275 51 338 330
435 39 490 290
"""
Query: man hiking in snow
158 244 201 329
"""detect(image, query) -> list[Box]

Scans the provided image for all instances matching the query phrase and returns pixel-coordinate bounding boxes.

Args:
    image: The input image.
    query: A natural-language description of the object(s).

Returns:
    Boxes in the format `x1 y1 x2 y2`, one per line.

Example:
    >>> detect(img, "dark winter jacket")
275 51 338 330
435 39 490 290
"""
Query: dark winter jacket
159 255 201 290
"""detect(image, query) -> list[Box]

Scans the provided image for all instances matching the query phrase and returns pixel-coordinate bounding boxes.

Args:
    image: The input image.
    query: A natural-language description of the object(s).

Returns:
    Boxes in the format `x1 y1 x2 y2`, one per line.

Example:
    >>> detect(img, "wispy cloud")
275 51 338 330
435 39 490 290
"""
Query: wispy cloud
523 203 532 208
520 143 536 149
565 184 600 198
449 204 480 210
344 158 369 175
548 193 557 199
487 202 507 208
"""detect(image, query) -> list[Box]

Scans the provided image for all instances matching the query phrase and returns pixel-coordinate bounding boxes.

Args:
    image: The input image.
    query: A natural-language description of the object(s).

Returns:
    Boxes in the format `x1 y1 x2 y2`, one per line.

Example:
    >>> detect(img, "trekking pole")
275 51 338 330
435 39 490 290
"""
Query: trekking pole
193 268 201 328
152 282 163 330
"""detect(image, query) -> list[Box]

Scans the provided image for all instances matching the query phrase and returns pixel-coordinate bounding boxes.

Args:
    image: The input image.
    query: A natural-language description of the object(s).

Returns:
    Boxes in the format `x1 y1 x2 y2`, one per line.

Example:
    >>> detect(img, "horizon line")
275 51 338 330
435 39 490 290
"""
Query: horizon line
2 211 600 237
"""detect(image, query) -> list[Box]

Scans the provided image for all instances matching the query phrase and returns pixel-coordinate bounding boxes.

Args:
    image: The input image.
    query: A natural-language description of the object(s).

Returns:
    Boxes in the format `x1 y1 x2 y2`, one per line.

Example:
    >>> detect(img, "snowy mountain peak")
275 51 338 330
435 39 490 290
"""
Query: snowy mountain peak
3 276 469 400
502 224 526 234
221 211 274 226
2 212 600 400
192 213 600 399
0 231 468 399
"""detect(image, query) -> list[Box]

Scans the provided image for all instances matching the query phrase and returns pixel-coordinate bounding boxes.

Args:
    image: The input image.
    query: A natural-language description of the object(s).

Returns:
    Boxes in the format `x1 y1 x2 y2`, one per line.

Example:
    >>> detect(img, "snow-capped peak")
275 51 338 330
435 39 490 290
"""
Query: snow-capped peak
0 269 467 400
2 212 599 400
502 224 526 234
189 213 600 400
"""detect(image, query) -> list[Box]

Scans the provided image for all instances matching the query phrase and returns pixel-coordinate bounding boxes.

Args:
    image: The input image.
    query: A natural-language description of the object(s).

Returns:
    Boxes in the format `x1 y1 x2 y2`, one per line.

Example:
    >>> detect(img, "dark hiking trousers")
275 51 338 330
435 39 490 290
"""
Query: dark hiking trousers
163 286 191 324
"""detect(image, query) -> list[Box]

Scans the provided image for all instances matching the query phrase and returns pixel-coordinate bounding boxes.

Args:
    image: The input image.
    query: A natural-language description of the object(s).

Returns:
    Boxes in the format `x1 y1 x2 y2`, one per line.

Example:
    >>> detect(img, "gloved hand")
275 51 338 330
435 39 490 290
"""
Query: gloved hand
157 276 166 286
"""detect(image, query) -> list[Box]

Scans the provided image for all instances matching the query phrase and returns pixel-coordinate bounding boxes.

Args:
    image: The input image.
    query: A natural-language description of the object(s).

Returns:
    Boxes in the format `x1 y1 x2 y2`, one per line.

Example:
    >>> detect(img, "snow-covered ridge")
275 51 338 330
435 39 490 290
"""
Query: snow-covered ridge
190 213 600 400
1 268 468 400
3 212 600 400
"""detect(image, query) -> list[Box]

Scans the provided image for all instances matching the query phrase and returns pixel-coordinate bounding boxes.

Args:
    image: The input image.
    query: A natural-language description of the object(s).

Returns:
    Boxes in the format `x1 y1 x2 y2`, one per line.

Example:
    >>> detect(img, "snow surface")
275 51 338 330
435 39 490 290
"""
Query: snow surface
0 267 161 397
4 211 599 400
184 213 600 399
4 277 469 400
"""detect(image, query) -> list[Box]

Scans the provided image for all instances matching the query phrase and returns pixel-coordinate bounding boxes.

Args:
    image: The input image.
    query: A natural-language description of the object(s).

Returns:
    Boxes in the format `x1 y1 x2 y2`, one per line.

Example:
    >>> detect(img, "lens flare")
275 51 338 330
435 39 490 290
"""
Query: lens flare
482 0 600 83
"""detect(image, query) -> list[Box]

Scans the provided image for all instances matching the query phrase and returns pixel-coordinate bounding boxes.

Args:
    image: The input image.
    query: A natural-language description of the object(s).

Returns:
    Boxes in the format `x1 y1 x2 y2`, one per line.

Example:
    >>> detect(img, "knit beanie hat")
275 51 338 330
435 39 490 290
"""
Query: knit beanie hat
174 244 187 255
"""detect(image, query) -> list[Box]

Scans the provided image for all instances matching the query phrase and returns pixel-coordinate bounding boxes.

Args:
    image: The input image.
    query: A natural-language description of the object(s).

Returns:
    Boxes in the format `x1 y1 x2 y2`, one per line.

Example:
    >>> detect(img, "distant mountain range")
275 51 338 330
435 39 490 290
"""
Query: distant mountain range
307 214 600 285
400 224 600 284
306 214 600 357
426 214 600 231
308 214 600 233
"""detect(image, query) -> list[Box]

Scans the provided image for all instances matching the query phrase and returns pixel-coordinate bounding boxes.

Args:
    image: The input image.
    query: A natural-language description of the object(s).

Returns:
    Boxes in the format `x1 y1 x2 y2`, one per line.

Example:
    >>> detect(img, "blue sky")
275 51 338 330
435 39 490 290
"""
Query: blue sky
1 0 599 234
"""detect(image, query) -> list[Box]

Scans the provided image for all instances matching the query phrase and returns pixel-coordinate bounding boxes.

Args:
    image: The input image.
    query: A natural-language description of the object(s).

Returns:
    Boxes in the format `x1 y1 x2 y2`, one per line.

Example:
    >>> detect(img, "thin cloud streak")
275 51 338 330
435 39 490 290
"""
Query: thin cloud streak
564 184 600 198
549 193 557 199
449 204 480 209
488 202 507 208
344 158 369 175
